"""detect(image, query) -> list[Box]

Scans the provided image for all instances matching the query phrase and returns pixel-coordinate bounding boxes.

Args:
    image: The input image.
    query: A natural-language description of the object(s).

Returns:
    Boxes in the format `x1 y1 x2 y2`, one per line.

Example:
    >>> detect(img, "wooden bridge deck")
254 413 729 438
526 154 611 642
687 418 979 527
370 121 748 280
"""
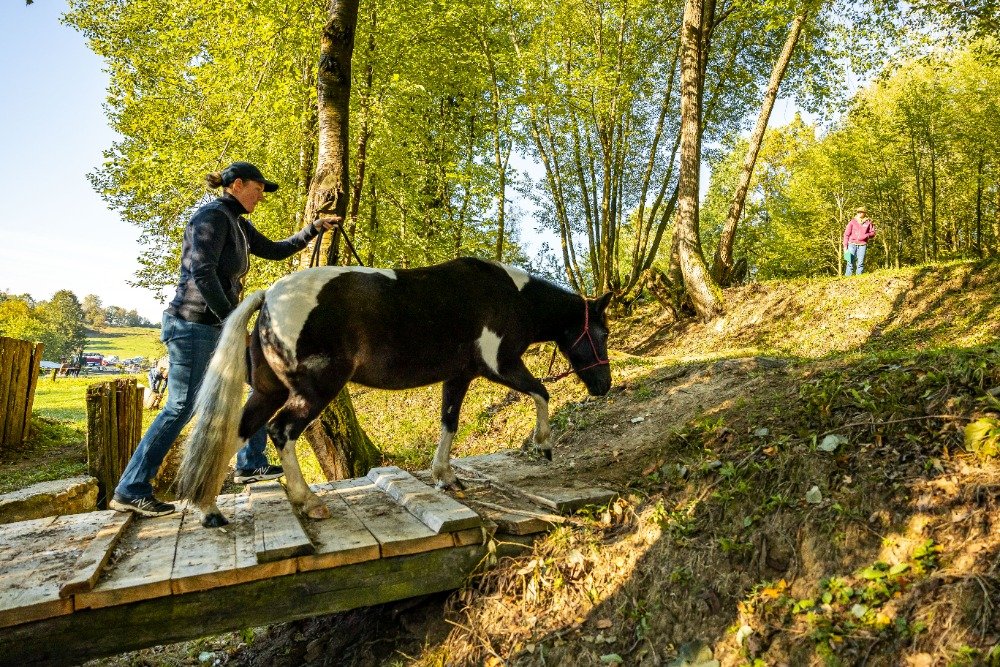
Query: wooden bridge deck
0 453 615 667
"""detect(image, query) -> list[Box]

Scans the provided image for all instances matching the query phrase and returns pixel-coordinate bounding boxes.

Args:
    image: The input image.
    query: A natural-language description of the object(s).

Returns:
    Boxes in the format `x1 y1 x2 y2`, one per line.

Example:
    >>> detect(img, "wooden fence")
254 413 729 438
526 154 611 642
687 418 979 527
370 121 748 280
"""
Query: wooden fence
0 337 45 452
86 379 143 507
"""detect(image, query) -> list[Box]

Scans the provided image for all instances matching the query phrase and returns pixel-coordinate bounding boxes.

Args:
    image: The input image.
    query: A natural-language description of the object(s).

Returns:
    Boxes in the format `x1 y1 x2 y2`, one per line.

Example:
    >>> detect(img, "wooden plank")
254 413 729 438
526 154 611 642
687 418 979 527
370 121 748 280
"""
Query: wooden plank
336 478 453 558
249 482 314 563
0 543 488 667
412 469 558 535
297 480 381 572
75 510 184 610
232 492 296 580
59 512 133 597
170 497 238 594
367 466 481 533
451 527 485 547
453 452 618 513
0 513 111 628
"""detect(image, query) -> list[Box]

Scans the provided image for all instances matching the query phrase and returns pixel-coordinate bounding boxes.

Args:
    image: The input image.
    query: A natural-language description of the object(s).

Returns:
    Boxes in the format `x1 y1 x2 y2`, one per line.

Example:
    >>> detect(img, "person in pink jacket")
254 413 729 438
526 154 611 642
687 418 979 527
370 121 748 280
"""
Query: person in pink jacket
843 206 876 276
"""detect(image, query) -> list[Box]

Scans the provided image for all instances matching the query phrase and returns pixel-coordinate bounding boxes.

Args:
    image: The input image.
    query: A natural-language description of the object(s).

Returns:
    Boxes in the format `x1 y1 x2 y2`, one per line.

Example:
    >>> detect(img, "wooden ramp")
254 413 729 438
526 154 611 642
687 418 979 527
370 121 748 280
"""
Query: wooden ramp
0 458 615 667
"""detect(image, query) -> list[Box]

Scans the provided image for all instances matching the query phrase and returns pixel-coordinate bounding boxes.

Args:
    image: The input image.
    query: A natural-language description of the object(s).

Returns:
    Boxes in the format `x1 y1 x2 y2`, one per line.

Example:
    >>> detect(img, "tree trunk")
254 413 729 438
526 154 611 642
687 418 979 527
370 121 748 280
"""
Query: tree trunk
975 151 984 257
712 4 808 285
303 389 379 479
302 0 381 480
675 0 724 320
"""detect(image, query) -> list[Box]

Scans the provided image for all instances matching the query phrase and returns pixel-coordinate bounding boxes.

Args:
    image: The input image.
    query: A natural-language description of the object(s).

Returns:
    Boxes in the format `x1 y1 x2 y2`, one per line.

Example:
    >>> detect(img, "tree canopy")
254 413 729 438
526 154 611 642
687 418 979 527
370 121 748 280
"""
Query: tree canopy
58 0 1000 309
702 38 1000 280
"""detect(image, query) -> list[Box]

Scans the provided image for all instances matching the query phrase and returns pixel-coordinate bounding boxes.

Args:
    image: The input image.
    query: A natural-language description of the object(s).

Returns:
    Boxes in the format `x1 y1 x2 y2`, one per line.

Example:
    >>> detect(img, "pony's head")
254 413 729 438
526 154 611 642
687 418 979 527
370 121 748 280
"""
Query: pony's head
559 292 613 396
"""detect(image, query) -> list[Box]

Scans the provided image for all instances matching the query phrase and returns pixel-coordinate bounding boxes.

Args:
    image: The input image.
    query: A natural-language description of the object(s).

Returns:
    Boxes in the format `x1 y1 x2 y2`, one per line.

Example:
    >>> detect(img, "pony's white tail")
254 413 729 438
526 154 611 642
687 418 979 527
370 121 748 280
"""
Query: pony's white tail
176 290 268 507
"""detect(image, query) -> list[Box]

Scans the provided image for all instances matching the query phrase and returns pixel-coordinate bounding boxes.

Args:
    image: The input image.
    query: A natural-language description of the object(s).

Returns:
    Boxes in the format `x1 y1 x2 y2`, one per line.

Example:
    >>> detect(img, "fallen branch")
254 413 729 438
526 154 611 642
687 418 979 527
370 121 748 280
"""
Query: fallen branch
820 414 975 437
461 498 568 525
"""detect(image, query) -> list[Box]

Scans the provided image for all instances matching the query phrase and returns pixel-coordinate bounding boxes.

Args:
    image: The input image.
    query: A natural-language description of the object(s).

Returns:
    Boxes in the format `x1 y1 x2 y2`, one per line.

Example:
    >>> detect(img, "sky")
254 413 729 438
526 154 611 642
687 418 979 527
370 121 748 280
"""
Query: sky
0 1 812 325
0 1 165 322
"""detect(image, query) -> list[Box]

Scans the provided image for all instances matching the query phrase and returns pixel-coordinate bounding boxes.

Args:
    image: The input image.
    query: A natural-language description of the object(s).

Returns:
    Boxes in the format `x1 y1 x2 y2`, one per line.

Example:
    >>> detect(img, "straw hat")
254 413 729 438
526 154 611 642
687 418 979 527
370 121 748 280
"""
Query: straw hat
856 206 868 214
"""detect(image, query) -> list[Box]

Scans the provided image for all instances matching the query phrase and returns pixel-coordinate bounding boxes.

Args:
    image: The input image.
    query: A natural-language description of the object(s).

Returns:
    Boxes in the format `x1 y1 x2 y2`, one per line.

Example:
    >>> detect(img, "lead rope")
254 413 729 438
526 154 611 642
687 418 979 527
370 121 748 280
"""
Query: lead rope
543 299 610 382
309 216 366 269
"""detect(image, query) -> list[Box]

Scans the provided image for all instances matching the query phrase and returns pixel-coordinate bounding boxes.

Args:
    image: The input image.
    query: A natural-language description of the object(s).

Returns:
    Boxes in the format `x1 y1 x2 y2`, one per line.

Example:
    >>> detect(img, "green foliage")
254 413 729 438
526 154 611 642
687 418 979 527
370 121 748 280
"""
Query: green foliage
705 38 1000 280
964 416 1000 457
743 541 941 663
63 0 527 287
0 290 87 360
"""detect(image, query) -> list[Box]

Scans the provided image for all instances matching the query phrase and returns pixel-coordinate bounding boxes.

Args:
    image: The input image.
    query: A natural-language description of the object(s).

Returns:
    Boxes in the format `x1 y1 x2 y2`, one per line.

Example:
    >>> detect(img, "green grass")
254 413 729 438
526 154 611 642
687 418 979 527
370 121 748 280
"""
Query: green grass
31 373 153 429
85 326 165 360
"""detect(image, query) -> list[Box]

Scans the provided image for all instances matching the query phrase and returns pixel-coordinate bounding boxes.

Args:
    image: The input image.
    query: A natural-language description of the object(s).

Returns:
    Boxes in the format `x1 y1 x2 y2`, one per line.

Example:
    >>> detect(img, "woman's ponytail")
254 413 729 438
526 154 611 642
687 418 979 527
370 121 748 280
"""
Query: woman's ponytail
205 171 224 189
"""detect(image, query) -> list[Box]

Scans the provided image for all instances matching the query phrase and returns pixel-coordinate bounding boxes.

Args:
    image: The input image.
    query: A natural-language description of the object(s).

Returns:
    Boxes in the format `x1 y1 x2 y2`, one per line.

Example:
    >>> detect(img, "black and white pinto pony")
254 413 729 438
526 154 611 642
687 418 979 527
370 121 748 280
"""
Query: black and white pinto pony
177 257 612 527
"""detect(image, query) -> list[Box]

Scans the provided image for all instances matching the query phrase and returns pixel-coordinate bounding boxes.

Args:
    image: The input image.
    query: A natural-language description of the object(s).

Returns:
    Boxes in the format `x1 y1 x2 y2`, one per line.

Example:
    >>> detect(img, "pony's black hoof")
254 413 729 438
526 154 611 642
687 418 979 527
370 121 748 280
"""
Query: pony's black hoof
436 478 466 492
541 448 553 461
202 513 229 528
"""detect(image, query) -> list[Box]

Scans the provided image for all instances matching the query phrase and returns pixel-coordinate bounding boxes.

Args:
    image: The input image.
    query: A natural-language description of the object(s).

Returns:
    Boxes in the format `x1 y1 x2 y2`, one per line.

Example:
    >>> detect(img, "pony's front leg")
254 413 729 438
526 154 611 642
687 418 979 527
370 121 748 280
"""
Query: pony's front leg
433 377 472 490
494 361 553 460
529 392 553 460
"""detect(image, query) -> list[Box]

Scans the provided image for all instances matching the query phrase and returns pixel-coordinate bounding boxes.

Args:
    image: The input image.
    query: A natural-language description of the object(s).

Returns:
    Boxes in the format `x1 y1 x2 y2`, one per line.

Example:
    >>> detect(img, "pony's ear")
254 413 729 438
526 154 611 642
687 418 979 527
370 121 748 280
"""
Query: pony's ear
595 292 613 314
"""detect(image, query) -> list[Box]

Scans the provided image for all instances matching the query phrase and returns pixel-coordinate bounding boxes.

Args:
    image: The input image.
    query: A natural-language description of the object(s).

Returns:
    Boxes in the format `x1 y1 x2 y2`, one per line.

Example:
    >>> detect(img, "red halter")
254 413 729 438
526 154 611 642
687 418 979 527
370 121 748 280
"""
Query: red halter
545 298 610 382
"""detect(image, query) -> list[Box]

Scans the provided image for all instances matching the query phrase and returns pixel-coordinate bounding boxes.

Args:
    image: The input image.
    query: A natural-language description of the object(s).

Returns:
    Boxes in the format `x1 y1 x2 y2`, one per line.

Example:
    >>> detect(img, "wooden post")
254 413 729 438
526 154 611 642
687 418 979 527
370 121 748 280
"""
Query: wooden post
86 379 143 508
0 337 44 452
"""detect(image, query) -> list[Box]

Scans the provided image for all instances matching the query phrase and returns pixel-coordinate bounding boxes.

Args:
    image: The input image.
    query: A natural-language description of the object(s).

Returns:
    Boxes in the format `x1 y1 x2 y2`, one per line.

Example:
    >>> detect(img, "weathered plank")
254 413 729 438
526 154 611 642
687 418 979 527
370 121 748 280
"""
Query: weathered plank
170 498 238 594
413 469 558 535
0 514 110 627
451 527 486 547
232 493 296 580
367 466 481 533
75 510 184 610
297 480 381 572
249 482 314 563
59 511 133 597
0 544 489 667
471 498 563 534
454 452 618 513
336 478 453 557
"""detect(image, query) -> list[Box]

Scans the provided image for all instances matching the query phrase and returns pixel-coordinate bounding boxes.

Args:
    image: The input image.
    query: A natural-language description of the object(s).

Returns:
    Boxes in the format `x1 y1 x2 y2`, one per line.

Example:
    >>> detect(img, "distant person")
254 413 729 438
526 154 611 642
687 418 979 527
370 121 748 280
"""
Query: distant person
111 162 335 517
147 358 168 394
843 206 876 276
145 357 169 410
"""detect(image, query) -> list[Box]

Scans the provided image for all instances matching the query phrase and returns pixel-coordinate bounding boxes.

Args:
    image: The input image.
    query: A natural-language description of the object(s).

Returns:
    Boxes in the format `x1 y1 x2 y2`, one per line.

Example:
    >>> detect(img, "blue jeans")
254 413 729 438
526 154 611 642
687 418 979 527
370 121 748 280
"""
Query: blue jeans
845 243 867 276
115 312 270 500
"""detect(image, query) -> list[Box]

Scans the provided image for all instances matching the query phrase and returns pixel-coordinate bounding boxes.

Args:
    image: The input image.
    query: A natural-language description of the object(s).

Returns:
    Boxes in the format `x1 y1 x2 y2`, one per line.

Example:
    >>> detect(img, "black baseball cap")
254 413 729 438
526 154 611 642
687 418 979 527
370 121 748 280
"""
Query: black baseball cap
221 161 279 192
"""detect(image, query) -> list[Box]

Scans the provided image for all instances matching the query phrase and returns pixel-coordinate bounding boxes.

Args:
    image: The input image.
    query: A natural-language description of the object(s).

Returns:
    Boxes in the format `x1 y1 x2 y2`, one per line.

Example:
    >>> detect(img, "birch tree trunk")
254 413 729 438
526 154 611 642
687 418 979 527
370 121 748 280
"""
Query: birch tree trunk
712 5 809 285
675 0 724 320
302 0 381 480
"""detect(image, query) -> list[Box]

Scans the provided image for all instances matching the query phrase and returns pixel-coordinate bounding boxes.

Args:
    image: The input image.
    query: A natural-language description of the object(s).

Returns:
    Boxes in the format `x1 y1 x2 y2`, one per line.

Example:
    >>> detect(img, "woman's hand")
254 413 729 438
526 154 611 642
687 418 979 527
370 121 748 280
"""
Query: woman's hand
313 215 343 231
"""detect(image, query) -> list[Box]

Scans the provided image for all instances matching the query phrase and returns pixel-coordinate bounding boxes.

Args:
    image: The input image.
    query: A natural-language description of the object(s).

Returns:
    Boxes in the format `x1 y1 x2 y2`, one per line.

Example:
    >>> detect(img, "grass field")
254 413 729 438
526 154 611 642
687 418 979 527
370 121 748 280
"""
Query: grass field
84 325 165 361
1 325 167 494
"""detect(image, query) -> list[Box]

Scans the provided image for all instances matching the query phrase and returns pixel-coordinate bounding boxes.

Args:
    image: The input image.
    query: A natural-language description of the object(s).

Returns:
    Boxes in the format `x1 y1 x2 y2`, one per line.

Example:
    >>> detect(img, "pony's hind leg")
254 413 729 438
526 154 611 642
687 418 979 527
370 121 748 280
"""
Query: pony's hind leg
433 376 473 490
268 372 349 519
199 383 287 528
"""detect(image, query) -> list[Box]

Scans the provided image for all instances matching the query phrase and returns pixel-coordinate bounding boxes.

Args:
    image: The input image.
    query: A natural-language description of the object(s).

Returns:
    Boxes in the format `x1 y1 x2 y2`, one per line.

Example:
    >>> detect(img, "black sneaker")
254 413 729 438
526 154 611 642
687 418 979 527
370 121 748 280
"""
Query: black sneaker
109 493 176 517
233 465 284 484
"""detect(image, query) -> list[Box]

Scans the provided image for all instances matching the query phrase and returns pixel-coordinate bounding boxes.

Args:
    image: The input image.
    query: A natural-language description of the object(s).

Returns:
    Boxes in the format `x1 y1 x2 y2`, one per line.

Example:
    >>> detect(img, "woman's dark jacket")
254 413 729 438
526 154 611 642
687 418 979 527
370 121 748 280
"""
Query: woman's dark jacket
166 194 318 326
